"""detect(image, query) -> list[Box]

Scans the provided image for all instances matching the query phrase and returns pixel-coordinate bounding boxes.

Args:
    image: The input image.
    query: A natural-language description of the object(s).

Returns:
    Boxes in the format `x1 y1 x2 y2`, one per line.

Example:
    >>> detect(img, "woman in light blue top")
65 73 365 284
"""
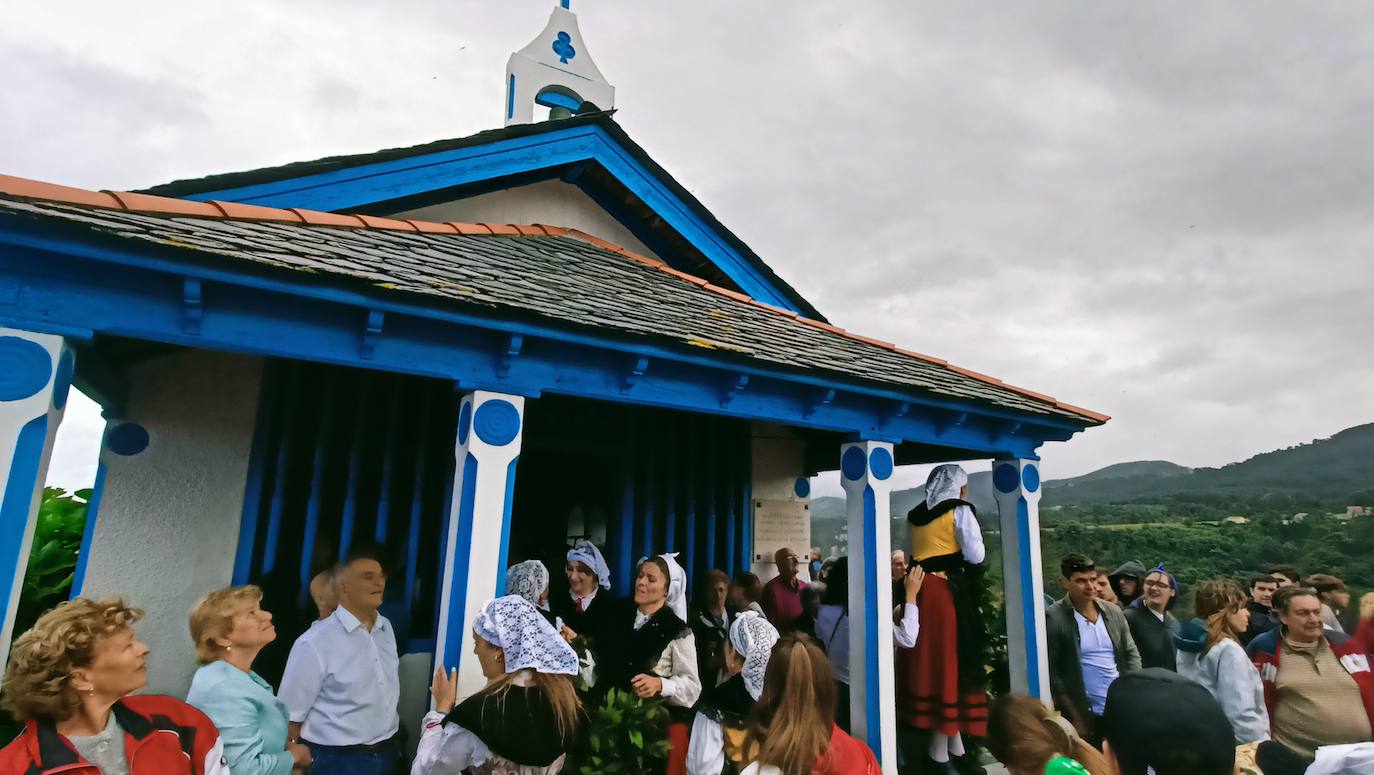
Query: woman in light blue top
186 586 313 775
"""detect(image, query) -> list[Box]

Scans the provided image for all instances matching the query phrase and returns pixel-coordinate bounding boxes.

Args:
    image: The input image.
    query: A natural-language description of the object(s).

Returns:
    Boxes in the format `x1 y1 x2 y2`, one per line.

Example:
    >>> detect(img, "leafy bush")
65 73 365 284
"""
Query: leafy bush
573 688 673 775
15 487 90 636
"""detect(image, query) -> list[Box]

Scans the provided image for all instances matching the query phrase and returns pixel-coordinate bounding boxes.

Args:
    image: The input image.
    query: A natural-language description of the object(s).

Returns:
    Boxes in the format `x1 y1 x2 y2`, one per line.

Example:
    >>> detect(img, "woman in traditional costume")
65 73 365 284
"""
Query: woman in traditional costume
899 463 988 774
550 540 616 658
507 559 561 630
598 553 701 775
415 595 583 774
739 633 880 775
686 611 780 775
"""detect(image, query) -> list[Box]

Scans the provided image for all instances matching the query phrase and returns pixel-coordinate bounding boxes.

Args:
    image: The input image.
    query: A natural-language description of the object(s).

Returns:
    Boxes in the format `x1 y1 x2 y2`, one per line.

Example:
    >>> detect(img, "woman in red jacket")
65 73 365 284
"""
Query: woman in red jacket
740 633 879 775
0 597 227 775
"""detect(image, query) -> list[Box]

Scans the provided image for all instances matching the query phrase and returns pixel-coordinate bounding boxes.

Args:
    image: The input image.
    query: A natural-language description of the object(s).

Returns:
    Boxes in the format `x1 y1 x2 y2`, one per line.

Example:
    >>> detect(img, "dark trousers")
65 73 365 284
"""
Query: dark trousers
306 741 401 775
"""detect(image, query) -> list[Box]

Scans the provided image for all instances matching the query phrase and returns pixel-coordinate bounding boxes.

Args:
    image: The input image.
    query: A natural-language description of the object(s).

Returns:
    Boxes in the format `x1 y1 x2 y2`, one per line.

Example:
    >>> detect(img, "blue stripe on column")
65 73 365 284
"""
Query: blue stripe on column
373 381 402 543
862 484 883 756
261 370 300 575
338 380 370 558
70 460 107 597
442 452 480 669
1016 496 1041 698
405 394 434 623
298 383 337 597
494 455 520 594
641 459 656 559
233 363 279 584
614 456 635 597
704 472 718 573
0 415 49 626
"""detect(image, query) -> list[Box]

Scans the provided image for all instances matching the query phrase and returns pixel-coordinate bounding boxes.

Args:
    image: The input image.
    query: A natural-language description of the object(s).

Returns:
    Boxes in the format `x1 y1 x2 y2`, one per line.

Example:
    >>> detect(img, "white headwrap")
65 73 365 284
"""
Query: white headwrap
729 611 780 700
663 552 688 621
505 560 550 609
472 595 579 676
925 464 969 509
567 540 612 591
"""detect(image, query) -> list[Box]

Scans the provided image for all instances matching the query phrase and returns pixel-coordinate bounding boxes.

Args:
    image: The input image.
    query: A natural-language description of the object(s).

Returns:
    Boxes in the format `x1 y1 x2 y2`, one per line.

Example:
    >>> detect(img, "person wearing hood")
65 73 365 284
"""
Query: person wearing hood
898 464 989 774
686 612 780 775
1107 561 1147 608
1174 579 1270 744
1123 563 1180 671
550 540 616 656
599 553 702 775
415 595 583 774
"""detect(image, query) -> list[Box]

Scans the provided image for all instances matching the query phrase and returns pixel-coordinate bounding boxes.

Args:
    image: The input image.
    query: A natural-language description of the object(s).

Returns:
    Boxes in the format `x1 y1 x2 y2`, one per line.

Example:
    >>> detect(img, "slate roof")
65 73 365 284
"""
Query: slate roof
0 176 1106 426
137 112 826 321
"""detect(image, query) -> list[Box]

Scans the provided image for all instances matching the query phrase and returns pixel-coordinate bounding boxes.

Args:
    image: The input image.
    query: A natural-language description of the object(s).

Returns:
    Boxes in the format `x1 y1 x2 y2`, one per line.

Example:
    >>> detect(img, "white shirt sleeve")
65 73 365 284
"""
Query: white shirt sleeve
893 604 921 649
954 505 986 565
410 711 490 774
276 638 324 724
686 712 725 775
659 634 702 708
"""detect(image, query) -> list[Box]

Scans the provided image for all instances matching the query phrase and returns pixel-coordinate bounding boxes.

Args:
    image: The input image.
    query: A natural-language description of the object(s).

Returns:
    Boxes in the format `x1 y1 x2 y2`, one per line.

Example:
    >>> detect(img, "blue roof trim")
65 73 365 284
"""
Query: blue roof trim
171 124 804 314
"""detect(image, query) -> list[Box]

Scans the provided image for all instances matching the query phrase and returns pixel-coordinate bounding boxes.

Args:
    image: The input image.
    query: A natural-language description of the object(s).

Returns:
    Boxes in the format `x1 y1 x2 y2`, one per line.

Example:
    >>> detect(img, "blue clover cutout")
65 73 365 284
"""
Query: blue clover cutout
552 31 576 64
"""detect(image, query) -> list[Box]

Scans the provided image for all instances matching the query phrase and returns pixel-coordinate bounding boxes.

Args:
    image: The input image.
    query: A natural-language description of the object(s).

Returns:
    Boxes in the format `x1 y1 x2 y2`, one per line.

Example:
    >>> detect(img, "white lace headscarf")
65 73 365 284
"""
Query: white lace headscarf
661 552 687 621
729 611 780 700
472 595 579 676
505 560 550 610
567 540 612 591
925 464 969 509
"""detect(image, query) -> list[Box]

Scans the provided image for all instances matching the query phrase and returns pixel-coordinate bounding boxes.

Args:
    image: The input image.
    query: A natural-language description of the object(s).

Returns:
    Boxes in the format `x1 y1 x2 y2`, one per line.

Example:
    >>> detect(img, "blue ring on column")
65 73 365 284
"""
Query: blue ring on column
1022 463 1041 493
457 400 473 446
793 477 811 498
841 446 867 481
993 462 1020 493
474 399 521 446
0 337 53 402
106 423 150 456
869 447 894 480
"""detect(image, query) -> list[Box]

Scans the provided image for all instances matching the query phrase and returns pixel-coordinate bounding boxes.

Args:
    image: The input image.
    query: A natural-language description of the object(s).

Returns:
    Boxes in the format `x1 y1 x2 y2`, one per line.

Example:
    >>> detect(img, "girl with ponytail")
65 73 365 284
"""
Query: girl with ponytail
740 633 878 775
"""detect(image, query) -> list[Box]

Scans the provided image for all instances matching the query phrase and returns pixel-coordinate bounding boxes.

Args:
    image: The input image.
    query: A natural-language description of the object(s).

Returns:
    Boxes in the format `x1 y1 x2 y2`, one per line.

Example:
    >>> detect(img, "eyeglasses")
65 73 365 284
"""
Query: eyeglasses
1143 580 1172 590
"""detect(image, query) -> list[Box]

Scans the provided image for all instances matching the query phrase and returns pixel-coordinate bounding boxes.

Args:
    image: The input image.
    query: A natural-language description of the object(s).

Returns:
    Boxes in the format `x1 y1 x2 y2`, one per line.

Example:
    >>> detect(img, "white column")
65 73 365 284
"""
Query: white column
0 329 73 668
435 390 525 699
841 440 897 773
991 458 1051 699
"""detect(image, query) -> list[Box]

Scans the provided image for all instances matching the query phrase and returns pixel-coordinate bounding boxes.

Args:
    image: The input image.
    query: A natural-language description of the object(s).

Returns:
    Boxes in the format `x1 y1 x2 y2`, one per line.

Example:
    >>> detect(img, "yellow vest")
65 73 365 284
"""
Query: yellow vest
910 509 961 562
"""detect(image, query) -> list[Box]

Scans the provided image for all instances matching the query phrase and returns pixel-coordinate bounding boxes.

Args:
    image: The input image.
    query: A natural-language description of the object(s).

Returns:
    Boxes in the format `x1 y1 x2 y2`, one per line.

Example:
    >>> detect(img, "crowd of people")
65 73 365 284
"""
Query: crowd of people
1037 552 1374 774
3 461 1372 775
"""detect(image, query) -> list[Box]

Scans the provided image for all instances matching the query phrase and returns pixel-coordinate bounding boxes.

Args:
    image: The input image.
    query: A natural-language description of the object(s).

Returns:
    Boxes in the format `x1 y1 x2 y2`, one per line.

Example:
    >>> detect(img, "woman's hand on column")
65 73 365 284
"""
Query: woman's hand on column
431 666 459 714
904 566 925 604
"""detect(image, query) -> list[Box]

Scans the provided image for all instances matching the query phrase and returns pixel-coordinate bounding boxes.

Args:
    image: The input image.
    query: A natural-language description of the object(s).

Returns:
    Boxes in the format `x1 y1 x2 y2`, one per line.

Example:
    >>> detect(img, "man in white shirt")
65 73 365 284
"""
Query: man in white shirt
279 546 401 774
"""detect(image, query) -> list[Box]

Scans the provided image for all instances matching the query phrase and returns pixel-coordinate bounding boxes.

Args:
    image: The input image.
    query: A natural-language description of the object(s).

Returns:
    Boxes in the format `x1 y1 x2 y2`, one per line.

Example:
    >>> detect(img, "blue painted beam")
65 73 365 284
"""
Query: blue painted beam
298 380 337 602
0 239 1085 457
614 453 635 598
232 361 281 584
261 367 301 575
374 378 403 543
404 392 433 621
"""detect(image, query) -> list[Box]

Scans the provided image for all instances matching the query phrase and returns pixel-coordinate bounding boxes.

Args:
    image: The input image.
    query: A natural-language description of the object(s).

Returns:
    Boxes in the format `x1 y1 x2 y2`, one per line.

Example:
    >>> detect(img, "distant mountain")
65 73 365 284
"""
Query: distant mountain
808 423 1374 550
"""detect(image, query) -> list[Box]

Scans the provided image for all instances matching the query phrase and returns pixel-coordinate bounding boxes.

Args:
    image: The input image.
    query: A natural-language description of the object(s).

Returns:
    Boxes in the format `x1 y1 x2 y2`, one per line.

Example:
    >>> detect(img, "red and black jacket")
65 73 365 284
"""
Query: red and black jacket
1248 628 1374 733
0 694 228 775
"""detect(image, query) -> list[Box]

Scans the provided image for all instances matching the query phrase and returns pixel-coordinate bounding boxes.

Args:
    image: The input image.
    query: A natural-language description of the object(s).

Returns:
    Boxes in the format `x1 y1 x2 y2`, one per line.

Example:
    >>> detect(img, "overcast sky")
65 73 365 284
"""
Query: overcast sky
8 2 1372 495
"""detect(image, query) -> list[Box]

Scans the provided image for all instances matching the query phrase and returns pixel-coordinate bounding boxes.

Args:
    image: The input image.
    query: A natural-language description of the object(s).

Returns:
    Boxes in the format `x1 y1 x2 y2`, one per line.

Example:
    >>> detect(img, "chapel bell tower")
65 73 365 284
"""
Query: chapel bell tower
504 1 616 126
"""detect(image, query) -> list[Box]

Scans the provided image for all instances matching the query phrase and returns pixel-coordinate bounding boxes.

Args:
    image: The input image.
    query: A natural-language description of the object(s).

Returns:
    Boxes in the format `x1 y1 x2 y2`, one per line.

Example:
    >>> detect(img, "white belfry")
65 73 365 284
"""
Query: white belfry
505 2 615 126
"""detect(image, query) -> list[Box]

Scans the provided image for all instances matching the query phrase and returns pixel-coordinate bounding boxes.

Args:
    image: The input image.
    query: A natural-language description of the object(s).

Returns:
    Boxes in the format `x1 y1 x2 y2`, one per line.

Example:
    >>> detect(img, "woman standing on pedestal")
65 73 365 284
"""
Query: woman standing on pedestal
898 464 989 775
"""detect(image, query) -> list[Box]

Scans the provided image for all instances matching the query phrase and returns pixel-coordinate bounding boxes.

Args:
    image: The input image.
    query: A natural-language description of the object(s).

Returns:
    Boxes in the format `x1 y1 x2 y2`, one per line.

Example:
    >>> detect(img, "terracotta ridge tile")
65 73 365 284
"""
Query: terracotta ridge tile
1053 401 1111 423
534 224 570 236
661 266 710 286
0 175 124 209
104 191 221 217
405 219 460 234
449 222 494 235
847 333 896 350
355 214 417 231
894 348 948 366
749 300 800 318
798 317 848 336
291 209 368 228
482 223 522 236
704 283 753 303
513 224 547 236
208 200 304 223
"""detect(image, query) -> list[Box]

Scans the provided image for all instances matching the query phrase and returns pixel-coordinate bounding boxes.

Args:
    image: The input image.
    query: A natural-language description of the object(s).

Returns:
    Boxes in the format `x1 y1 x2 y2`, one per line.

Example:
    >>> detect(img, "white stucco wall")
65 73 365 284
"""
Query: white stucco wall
80 350 262 696
750 422 812 584
390 179 662 261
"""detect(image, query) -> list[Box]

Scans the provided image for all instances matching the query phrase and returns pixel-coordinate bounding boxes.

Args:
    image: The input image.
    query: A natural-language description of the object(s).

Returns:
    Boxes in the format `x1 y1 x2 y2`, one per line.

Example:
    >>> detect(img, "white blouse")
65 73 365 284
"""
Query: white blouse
410 671 568 775
633 610 702 709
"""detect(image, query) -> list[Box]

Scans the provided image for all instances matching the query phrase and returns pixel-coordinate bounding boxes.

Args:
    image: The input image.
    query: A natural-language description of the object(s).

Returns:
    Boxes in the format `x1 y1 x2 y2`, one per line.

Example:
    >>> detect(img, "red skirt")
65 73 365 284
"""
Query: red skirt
895 574 988 736
664 721 689 775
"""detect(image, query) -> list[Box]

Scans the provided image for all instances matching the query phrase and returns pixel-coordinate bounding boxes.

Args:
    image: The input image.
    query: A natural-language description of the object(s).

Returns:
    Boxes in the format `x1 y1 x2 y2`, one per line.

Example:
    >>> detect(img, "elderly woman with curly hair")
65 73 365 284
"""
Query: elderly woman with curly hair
0 597 228 774
185 585 313 775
